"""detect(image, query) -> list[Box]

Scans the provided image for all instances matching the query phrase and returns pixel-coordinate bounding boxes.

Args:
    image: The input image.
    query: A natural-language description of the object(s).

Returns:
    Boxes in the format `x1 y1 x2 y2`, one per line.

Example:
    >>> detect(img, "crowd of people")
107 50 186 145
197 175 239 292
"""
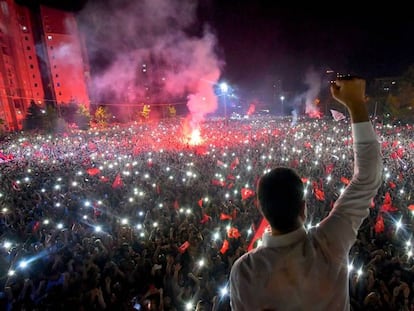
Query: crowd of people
0 115 413 310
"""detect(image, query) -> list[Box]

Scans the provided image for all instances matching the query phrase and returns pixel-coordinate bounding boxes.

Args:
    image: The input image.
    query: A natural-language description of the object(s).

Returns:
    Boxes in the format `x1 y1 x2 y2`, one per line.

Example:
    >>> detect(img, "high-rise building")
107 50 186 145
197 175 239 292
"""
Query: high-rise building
0 0 90 131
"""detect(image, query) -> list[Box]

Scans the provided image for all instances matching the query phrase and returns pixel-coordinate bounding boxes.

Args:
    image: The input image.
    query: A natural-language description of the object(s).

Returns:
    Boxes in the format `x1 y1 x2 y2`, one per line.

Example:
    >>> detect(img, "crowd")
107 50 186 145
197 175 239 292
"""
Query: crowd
0 115 413 311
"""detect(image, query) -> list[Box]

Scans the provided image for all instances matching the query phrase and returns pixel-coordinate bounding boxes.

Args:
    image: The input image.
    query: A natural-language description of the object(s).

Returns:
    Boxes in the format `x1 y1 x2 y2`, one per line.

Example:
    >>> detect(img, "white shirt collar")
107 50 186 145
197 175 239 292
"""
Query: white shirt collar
262 226 307 248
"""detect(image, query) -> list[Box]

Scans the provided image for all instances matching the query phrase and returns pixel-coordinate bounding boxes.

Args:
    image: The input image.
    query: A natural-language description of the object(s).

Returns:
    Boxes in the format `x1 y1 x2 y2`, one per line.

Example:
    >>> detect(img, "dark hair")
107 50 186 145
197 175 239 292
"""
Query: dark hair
257 167 304 233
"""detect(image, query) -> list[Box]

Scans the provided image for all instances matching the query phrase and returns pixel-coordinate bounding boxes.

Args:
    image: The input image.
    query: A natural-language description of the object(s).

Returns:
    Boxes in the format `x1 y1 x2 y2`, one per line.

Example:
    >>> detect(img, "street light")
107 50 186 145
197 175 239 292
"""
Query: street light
220 82 229 124
280 95 285 116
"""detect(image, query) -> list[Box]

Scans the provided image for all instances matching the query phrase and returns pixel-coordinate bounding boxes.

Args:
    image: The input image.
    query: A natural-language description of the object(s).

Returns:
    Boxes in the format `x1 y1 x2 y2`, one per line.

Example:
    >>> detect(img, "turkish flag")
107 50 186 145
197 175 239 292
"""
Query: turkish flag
212 179 226 187
220 239 229 254
375 213 385 234
227 227 241 239
380 192 398 212
87 167 100 176
325 163 334 174
200 214 211 224
220 213 233 220
340 176 350 185
178 241 190 253
248 218 270 251
241 188 255 200
230 157 240 170
112 173 124 189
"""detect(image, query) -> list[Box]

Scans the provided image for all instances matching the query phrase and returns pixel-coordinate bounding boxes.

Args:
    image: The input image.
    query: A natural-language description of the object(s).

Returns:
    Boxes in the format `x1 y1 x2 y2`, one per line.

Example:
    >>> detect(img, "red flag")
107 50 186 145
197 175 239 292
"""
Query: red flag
241 188 255 200
313 181 325 201
88 142 97 151
212 179 226 187
220 213 233 220
178 241 190 253
227 227 241 239
230 157 240 170
375 213 385 234
87 167 100 176
301 177 308 184
220 239 229 254
408 204 414 211
389 181 396 189
217 159 225 167
100 176 109 182
248 218 270 251
198 199 203 208
200 213 211 224
173 200 179 210
227 174 236 180
390 152 399 159
380 192 398 212
340 176 350 185
112 173 124 189
314 189 324 201
325 163 334 174
32 221 40 232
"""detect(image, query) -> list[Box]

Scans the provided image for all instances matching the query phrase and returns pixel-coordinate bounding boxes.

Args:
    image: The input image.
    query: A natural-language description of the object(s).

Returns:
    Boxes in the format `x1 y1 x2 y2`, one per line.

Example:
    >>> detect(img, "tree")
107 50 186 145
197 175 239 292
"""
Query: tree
75 104 91 130
43 103 61 133
387 65 414 121
23 100 43 131
94 105 110 127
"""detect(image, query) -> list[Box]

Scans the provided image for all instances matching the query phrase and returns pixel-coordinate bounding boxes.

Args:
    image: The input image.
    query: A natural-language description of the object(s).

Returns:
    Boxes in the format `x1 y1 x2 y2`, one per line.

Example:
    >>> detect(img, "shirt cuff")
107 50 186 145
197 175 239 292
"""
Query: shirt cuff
352 121 377 143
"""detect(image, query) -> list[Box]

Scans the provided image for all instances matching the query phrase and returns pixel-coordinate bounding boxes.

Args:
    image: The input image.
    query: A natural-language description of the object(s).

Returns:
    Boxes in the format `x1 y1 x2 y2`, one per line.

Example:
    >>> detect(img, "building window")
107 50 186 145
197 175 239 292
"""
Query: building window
25 36 29 41
57 82 60 87
58 92 62 96
55 74 59 78
34 83 38 87
47 35 52 40
28 55 32 60
26 46 30 50
30 64 34 69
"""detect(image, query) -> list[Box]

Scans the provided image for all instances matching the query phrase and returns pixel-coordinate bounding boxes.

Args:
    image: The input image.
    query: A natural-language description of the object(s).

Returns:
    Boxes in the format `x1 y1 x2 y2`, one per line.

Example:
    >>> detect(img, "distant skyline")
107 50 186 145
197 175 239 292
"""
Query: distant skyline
16 0 414 94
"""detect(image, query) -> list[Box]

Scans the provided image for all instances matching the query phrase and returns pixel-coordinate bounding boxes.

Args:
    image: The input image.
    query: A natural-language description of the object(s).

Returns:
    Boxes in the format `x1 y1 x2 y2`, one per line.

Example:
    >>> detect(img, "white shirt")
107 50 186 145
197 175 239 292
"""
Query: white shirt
230 122 383 311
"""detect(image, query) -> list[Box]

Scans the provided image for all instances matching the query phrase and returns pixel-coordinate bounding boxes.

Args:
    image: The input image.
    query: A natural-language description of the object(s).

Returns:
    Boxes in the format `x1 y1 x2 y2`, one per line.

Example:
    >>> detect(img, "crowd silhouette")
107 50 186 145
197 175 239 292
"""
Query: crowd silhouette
0 115 413 310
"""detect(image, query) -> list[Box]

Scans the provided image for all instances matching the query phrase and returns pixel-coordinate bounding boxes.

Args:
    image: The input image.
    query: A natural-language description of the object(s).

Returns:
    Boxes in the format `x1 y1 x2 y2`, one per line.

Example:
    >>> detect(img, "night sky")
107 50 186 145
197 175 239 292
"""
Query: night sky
16 0 414 93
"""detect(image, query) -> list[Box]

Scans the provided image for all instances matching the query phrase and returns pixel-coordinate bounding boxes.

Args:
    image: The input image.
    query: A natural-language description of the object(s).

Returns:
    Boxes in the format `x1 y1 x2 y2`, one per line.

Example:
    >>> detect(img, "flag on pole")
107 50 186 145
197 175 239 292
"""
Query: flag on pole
248 218 270 251
330 109 346 121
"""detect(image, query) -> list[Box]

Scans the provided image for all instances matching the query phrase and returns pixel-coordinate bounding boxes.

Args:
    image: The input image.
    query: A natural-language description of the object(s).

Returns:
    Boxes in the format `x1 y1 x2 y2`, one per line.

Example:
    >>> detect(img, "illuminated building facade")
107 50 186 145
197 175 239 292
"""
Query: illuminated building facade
0 0 89 131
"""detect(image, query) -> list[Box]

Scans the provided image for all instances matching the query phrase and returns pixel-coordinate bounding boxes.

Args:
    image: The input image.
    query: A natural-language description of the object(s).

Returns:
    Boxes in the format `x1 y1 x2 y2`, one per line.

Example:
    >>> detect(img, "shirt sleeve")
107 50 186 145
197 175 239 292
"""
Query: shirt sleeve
352 121 378 143
316 120 383 254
